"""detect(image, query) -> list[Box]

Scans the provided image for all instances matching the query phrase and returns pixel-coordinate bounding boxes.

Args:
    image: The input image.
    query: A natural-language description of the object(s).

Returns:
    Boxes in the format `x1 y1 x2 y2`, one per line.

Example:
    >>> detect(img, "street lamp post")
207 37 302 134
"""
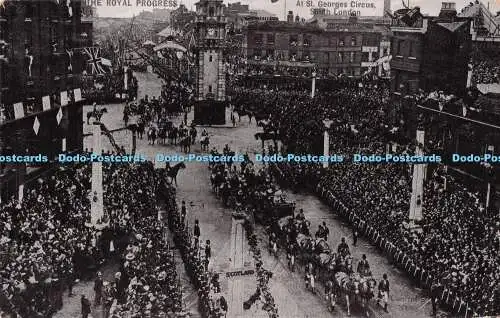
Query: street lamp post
311 71 317 98
322 119 333 169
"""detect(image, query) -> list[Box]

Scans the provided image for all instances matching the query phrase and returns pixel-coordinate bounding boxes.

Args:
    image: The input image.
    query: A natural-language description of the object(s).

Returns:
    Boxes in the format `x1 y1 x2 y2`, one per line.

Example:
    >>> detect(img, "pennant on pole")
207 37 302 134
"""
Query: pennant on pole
56 108 63 125
42 96 51 111
13 102 24 119
33 116 40 135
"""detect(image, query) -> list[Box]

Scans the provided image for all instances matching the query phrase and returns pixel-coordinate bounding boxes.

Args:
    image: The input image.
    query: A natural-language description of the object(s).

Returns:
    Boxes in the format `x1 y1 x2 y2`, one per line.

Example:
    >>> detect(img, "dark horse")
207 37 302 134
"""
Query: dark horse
87 108 108 124
255 132 280 150
166 162 186 187
179 136 191 153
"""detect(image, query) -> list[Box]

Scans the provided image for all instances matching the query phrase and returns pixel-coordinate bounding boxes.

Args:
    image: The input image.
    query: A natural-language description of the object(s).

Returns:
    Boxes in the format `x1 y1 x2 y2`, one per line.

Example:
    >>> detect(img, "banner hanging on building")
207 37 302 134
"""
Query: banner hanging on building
13 102 24 119
42 96 51 111
74 88 82 102
61 91 68 106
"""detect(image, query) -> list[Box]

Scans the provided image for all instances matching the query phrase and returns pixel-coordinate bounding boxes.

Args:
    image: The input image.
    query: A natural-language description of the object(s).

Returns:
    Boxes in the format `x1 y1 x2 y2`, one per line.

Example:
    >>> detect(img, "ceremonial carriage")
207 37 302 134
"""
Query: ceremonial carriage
275 216 378 316
253 192 295 225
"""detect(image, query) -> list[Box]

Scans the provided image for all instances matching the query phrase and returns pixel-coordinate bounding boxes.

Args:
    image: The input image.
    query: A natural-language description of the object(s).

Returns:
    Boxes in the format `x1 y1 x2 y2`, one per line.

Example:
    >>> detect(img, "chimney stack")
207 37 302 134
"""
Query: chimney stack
287 10 294 23
439 2 457 20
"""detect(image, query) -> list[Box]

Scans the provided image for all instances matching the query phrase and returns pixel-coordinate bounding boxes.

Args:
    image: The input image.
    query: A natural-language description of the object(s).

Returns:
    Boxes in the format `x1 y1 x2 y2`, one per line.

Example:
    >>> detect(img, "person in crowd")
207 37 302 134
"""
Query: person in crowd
94 271 103 306
181 200 187 225
194 219 200 249
377 274 390 312
322 222 329 241
81 295 91 318
352 227 359 247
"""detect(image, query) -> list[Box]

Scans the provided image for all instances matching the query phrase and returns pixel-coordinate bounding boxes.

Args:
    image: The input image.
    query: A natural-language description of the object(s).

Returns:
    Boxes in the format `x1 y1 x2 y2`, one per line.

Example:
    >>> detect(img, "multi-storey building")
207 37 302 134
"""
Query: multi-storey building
243 15 391 77
193 0 227 125
389 3 473 96
0 0 92 201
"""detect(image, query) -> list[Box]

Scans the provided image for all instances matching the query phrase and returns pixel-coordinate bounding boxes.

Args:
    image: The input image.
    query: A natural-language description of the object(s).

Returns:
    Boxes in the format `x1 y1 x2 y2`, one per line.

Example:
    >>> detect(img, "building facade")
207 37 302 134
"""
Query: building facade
194 0 227 124
243 16 391 77
0 0 91 201
390 5 473 96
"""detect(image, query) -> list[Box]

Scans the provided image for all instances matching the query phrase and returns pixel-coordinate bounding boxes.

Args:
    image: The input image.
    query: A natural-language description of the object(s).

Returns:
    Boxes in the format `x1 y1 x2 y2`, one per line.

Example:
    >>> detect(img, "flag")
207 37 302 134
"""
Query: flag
84 47 106 74
13 102 24 119
42 96 51 111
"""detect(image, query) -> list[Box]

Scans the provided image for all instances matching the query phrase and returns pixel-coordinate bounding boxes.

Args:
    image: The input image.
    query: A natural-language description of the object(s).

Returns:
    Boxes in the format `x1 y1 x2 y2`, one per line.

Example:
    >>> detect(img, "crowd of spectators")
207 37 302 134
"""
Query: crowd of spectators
0 159 189 317
229 81 500 316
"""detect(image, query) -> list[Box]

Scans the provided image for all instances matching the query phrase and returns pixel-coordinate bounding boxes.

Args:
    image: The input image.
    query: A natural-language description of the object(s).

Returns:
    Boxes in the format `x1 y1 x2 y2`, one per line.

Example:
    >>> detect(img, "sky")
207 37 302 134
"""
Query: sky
96 0 500 19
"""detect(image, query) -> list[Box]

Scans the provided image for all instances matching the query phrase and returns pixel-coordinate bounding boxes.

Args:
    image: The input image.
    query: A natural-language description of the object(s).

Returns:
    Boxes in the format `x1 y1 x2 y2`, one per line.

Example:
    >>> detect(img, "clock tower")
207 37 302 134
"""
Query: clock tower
194 0 227 125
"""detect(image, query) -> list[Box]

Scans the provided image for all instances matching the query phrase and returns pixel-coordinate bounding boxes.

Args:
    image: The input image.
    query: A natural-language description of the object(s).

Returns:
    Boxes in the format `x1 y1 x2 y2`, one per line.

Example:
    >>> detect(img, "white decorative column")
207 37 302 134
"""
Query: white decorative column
322 119 333 169
124 66 129 91
409 130 425 230
91 123 104 225
466 63 473 88
486 145 494 209
311 71 317 98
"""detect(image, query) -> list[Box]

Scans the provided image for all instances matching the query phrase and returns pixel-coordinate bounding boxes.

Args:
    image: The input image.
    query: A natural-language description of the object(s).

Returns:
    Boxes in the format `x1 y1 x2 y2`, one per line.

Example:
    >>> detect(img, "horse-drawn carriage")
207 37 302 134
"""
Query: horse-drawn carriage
253 191 295 225
274 216 378 316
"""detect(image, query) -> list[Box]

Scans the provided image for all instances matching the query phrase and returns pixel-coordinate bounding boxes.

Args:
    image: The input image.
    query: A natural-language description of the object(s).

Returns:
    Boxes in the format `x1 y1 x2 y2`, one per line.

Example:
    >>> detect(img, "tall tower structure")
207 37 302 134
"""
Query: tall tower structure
194 0 227 125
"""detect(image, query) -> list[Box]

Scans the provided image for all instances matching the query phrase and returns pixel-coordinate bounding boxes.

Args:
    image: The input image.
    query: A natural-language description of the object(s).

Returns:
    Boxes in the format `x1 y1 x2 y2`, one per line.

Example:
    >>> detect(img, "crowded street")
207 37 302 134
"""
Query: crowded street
1 0 499 317
73 72 437 318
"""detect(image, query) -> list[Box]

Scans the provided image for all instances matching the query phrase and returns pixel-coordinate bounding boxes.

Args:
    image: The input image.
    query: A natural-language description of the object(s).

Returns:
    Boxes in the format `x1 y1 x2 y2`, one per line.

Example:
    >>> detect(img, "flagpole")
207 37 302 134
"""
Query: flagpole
284 0 287 21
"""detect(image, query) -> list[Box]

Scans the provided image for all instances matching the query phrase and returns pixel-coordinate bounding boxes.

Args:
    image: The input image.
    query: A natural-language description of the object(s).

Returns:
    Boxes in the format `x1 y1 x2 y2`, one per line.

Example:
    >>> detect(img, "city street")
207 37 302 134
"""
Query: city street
67 72 440 318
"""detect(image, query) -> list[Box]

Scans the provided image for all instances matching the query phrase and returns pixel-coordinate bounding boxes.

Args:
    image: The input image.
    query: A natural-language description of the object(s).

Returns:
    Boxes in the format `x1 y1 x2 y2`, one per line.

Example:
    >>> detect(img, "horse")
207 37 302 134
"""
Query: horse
255 132 280 150
334 272 376 317
200 136 210 152
87 108 108 124
166 162 186 187
234 108 254 123
158 128 167 145
137 121 145 139
179 136 191 153
168 127 178 145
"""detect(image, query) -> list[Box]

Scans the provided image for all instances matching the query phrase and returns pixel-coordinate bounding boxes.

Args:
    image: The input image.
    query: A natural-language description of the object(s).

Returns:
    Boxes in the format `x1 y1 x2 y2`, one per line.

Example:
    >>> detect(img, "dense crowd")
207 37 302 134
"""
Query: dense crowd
230 82 500 316
0 158 188 317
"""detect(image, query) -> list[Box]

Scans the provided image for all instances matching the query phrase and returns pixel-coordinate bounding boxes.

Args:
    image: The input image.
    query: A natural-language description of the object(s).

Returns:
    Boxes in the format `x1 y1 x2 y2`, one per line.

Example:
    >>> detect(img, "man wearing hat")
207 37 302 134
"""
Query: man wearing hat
181 201 187 225
194 220 200 249
204 240 211 271
94 271 103 306
81 294 91 318
377 273 390 312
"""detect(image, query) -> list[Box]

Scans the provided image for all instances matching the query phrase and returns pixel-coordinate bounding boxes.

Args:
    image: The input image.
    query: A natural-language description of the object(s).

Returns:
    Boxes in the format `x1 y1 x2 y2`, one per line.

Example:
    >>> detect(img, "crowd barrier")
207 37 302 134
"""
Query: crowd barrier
315 183 477 318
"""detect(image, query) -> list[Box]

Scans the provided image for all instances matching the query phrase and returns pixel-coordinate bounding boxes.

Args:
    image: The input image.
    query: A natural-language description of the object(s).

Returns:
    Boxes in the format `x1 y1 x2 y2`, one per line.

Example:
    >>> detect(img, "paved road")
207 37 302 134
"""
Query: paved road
77 72 445 318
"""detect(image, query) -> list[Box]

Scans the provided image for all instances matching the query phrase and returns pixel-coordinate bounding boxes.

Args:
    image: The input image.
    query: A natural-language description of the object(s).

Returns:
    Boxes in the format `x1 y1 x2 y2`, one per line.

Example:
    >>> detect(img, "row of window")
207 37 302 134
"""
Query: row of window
394 39 418 58
250 50 363 63
252 33 363 47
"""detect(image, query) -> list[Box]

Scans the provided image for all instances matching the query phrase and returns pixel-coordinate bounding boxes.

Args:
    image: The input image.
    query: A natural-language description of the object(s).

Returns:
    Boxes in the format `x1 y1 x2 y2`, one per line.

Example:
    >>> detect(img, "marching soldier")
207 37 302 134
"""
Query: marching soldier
93 272 103 306
194 219 201 249
352 227 359 247
180 200 187 225
377 273 390 312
